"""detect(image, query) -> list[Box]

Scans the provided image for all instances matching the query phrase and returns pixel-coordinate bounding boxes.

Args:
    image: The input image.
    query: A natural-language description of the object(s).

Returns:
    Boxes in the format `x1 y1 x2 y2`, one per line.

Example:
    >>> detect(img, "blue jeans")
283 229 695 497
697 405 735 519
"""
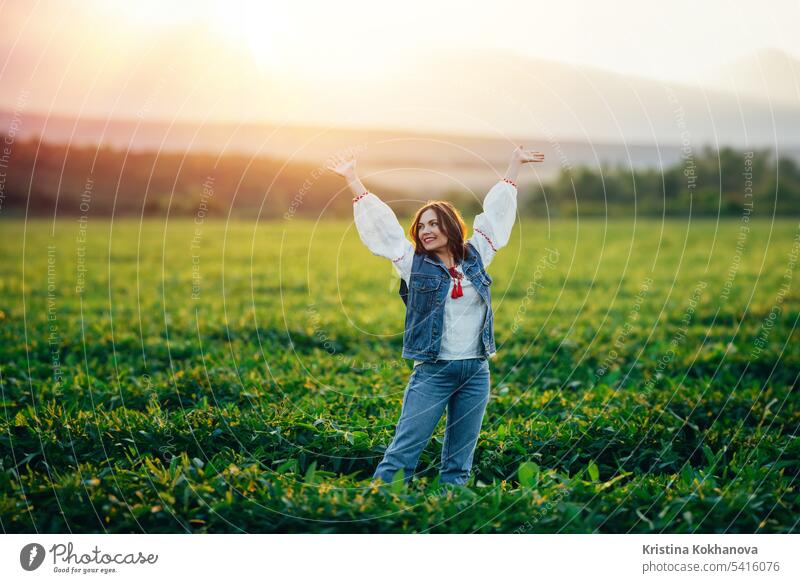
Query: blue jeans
373 357 490 486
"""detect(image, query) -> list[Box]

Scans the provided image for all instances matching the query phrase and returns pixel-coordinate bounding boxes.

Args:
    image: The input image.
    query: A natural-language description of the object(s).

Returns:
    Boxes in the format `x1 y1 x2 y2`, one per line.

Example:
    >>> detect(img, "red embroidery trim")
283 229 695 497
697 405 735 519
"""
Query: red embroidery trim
474 228 497 252
352 191 368 204
391 252 406 263
503 178 517 188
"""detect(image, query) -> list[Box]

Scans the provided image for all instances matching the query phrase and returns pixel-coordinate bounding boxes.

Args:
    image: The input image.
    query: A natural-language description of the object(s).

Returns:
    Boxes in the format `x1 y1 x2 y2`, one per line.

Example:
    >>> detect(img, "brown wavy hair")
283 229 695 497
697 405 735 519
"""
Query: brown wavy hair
408 201 469 264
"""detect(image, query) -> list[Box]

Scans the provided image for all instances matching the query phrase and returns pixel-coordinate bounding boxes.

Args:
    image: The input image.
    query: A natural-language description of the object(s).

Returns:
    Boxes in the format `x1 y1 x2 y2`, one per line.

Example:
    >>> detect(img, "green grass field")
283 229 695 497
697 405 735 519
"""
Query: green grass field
1 217 798 533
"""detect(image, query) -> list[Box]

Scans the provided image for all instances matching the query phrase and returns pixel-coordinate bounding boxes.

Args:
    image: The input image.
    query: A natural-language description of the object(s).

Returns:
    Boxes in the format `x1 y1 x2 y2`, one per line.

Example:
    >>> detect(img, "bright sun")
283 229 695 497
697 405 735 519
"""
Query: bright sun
91 0 412 80
209 1 395 78
211 2 294 71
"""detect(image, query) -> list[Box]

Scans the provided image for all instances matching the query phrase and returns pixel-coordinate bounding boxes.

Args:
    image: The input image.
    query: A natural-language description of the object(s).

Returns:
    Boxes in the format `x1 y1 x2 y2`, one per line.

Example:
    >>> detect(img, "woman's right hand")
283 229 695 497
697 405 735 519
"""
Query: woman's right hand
326 155 356 178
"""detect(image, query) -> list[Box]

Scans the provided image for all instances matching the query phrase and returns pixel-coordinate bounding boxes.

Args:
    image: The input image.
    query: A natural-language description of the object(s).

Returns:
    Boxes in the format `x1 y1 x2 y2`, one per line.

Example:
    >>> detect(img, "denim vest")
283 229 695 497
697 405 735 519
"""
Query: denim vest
399 241 496 360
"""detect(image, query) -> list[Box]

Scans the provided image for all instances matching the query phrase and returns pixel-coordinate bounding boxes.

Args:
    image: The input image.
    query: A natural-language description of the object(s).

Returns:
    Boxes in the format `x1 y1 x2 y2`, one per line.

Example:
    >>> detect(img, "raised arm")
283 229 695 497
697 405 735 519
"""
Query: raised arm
327 154 414 282
469 146 544 268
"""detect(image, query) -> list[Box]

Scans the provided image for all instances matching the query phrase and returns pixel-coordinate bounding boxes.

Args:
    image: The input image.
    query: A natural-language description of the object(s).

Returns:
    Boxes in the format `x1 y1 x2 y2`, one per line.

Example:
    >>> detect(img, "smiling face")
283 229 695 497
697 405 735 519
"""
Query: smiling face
409 201 469 266
417 208 449 253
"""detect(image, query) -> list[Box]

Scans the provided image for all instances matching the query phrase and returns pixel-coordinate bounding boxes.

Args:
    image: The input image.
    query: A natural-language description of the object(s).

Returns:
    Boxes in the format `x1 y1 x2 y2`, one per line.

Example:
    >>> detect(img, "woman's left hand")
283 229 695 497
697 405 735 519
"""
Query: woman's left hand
513 146 545 163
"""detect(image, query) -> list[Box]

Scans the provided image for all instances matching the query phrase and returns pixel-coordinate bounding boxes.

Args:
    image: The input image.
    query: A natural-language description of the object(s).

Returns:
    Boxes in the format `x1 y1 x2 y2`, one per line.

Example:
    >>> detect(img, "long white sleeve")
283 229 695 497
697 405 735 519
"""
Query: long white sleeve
353 192 415 282
468 180 518 268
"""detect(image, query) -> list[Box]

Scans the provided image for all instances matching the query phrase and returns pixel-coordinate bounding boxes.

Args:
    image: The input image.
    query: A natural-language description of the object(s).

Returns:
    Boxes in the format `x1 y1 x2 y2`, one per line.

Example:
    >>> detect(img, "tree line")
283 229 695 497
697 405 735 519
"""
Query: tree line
534 146 798 217
0 138 796 219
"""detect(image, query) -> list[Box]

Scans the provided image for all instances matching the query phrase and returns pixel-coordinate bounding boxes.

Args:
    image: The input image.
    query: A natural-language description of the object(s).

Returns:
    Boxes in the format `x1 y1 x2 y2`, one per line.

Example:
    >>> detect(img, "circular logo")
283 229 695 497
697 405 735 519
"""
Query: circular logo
20 543 46 571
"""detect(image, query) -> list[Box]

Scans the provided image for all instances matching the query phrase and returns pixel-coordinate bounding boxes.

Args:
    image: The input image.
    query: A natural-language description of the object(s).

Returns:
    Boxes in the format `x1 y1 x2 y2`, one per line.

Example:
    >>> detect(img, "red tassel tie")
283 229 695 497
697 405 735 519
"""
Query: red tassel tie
448 266 464 299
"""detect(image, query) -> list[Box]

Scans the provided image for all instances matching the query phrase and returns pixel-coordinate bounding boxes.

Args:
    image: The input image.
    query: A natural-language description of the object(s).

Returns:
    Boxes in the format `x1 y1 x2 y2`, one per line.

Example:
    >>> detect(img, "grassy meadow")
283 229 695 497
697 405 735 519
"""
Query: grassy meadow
0 216 798 533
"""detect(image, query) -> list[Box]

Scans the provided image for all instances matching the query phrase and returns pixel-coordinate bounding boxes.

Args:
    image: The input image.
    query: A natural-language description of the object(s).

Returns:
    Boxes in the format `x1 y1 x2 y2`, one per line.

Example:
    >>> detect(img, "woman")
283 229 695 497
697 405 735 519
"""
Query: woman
328 146 544 487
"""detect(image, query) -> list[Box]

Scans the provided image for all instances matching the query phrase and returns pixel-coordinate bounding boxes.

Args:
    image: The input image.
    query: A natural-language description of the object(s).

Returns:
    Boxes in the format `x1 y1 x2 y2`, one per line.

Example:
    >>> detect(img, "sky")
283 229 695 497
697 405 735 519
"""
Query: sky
1 0 799 131
5 0 791 82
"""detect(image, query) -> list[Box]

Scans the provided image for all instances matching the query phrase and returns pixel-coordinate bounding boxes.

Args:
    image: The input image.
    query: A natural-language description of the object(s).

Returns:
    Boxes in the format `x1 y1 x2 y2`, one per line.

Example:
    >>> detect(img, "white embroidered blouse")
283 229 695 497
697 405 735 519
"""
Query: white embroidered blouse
353 179 518 367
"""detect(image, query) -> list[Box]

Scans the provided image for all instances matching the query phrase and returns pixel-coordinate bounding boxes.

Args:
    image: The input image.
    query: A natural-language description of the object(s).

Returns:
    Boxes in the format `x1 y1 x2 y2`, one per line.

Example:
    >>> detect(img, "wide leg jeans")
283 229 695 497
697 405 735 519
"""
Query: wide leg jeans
373 357 490 486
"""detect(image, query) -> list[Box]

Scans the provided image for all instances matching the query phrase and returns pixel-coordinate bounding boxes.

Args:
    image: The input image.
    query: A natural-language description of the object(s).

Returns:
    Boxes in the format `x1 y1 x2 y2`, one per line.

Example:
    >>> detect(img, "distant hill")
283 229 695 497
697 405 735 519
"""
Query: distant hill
3 46 800 154
703 48 800 107
343 46 800 146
